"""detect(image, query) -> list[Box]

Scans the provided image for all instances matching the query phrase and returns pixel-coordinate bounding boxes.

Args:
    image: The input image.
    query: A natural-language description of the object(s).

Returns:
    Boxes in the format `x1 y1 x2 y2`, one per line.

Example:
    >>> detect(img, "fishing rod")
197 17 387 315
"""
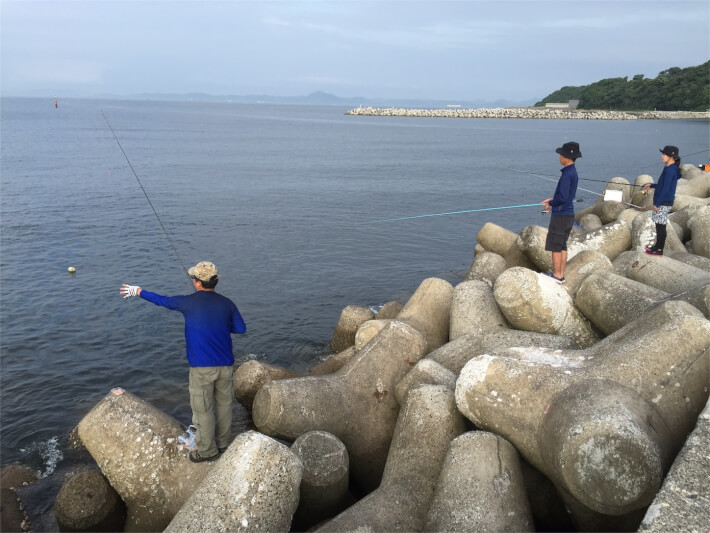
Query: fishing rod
100 108 191 281
514 148 710 189
512 169 647 210
370 202 558 223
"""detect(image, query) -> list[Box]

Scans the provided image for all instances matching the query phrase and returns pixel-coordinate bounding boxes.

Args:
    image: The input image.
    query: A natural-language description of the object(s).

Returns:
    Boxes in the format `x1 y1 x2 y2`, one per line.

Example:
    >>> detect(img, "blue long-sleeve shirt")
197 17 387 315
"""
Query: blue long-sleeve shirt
140 290 246 367
549 164 579 216
649 163 680 207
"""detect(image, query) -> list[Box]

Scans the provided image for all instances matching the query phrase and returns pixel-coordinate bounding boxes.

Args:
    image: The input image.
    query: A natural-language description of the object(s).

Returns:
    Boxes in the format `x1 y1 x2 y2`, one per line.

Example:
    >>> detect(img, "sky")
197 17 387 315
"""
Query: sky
1 0 708 103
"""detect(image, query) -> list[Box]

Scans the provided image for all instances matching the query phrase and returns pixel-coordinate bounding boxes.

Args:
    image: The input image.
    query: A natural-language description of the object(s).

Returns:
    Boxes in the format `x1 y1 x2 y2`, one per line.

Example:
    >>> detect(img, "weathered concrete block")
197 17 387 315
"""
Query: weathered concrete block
493 267 601 347
674 194 710 210
575 271 668 335
354 319 392 350
0 463 37 489
252 321 427 492
639 398 710 533
688 206 710 259
317 385 465 531
233 360 300 407
579 213 602 231
291 431 350 530
626 251 710 317
518 224 551 271
670 203 710 242
476 222 517 256
427 329 577 374
669 251 710 272
597 200 627 224
568 220 632 261
456 300 710 516
450 280 508 340
330 305 375 353
165 431 302 533
77 388 211 532
396 277 453 352
395 359 456 405
503 233 538 270
424 432 534 532
1 488 29 533
562 249 613 297
375 301 403 319
464 250 507 286
309 346 357 376
616 207 643 227
55 470 126 532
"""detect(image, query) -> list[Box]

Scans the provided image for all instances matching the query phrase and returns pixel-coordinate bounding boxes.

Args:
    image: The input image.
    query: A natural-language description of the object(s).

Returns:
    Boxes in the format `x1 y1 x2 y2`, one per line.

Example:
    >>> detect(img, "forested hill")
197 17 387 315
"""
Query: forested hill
535 61 709 111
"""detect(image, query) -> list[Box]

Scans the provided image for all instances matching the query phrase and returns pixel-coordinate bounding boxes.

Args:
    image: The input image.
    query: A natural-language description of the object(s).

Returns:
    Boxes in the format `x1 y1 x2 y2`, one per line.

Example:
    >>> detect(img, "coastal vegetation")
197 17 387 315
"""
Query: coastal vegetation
535 61 709 111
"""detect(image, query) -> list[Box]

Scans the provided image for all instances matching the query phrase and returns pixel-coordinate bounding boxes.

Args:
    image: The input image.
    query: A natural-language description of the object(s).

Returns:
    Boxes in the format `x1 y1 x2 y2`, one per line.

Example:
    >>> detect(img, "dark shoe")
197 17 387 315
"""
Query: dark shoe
189 450 219 463
545 272 566 284
645 248 663 256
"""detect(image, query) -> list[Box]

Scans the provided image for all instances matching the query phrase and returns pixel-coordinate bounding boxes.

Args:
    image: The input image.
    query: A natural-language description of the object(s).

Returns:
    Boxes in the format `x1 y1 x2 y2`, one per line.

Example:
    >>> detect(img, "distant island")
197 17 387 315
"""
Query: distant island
535 61 709 111
95 90 537 110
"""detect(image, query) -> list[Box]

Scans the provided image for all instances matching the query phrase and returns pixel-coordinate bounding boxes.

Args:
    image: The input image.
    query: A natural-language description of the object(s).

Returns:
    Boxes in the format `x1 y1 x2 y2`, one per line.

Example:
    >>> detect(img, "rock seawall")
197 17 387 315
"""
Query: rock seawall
346 106 710 120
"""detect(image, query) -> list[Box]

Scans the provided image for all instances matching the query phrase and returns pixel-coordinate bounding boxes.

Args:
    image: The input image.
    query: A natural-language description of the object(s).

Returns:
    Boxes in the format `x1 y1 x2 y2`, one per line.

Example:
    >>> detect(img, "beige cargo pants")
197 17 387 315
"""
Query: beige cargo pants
189 365 234 458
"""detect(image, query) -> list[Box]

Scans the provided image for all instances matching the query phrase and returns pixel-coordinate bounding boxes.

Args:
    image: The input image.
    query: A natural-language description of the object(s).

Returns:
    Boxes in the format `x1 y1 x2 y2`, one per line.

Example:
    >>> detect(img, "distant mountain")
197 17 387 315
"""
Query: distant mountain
111 90 537 109
535 61 709 111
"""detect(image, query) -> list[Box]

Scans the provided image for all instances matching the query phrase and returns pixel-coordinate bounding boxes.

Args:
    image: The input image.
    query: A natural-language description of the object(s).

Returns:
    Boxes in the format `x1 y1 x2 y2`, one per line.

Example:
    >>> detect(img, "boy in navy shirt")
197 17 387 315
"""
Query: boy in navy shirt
541 142 581 284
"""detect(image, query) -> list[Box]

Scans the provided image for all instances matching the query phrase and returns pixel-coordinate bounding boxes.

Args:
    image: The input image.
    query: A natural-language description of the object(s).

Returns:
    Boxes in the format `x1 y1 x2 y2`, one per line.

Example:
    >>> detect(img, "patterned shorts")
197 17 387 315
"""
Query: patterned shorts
651 205 671 225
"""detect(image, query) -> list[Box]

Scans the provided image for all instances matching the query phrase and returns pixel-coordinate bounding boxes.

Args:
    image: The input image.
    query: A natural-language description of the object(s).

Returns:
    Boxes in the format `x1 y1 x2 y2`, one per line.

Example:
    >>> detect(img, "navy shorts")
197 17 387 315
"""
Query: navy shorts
545 215 575 252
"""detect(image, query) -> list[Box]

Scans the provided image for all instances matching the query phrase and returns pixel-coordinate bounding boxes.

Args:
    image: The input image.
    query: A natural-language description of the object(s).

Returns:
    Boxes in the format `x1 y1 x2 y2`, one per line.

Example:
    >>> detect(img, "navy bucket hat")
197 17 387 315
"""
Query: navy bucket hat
556 141 582 160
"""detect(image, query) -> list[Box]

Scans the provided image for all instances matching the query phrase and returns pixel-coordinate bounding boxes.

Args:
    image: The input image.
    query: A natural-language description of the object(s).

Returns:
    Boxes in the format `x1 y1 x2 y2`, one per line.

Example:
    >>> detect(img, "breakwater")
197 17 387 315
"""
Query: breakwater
2 166 709 532
346 106 710 120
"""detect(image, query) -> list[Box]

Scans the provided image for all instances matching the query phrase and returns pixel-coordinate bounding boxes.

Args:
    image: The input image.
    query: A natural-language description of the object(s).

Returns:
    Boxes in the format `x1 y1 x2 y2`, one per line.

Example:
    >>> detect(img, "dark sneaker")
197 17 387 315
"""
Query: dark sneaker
544 272 566 284
189 450 219 463
645 248 663 256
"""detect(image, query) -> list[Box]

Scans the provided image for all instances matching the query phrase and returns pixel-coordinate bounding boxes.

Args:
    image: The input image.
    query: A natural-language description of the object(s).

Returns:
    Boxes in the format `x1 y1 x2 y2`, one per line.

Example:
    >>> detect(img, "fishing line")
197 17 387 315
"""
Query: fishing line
100 108 190 280
511 169 646 210
370 203 548 223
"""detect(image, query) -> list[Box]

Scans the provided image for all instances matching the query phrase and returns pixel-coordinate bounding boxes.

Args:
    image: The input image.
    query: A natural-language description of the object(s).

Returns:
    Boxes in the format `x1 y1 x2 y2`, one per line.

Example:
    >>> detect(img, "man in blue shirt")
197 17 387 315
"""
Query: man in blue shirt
541 142 581 284
120 261 246 462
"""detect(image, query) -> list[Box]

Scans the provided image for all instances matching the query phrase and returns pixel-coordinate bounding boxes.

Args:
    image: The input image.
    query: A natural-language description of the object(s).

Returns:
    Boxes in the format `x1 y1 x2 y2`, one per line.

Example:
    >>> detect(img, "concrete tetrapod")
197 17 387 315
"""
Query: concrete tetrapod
476 221 518 256
688 205 710 259
639 398 710 533
164 431 302 533
455 300 710 516
252 321 428 492
395 359 456 405
426 329 577 375
329 305 375 353
567 220 632 261
317 385 466 532
449 279 508 340
464 250 507 286
625 251 710 317
575 270 668 335
493 267 601 347
54 470 127 532
291 431 351 530
396 277 453 352
631 211 685 254
233 360 301 407
76 388 211 532
424 431 534 532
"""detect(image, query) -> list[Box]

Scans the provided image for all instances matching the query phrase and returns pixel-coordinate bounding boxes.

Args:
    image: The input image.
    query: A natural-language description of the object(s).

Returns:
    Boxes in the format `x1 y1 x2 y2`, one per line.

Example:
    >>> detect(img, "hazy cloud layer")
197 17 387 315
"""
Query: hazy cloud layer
2 1 708 101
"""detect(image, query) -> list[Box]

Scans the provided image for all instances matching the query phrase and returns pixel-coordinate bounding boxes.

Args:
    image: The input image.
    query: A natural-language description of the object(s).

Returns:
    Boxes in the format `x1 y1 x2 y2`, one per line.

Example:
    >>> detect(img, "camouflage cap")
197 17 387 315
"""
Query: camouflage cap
188 261 219 282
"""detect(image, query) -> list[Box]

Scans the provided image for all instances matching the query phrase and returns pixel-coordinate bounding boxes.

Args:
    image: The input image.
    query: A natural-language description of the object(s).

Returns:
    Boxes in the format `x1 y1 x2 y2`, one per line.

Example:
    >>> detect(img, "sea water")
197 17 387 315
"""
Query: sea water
1 97 708 478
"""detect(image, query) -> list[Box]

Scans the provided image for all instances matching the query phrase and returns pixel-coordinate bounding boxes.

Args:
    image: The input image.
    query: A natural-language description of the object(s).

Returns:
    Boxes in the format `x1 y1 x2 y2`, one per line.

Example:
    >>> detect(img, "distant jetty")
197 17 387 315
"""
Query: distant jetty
346 106 709 120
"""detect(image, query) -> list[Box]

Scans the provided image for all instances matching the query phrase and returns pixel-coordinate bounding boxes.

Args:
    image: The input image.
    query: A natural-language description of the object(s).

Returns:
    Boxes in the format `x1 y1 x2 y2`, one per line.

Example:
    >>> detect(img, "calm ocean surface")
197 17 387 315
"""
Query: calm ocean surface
1 97 708 479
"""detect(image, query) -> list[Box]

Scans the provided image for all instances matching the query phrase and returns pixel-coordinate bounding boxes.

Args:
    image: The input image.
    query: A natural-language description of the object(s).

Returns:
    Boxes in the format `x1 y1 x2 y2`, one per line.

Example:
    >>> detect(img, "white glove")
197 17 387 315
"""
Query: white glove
120 284 141 298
